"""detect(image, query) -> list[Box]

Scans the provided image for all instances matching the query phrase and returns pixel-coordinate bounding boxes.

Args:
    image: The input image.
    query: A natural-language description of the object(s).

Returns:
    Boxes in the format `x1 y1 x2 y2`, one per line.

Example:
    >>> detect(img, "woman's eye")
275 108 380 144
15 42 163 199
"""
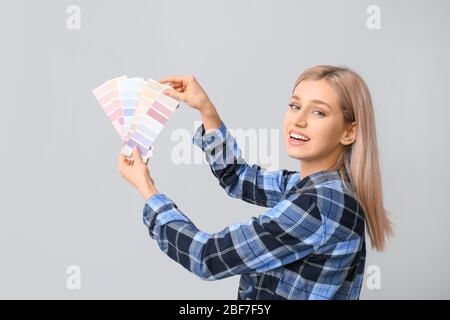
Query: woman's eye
289 104 325 117
313 110 325 117
288 103 300 110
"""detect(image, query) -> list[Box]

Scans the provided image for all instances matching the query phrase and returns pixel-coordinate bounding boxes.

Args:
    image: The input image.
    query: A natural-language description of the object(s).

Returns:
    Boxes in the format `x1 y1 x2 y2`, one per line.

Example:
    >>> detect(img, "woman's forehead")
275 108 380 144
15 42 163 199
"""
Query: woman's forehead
292 80 340 109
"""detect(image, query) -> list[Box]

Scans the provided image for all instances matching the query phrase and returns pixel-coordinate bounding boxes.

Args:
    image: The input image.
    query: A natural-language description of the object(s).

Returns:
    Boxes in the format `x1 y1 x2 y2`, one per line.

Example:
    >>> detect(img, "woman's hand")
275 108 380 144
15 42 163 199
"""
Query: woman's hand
159 75 214 113
160 75 222 131
118 147 158 201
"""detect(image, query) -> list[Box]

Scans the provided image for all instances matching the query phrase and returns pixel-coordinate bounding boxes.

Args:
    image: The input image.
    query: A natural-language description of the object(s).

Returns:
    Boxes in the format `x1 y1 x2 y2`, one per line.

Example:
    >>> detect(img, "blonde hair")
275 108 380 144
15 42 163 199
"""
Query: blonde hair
292 65 393 251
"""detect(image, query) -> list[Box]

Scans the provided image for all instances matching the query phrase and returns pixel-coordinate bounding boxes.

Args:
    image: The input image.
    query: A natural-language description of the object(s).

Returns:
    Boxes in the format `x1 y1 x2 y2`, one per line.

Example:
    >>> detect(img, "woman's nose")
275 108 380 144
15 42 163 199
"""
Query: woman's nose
293 113 308 127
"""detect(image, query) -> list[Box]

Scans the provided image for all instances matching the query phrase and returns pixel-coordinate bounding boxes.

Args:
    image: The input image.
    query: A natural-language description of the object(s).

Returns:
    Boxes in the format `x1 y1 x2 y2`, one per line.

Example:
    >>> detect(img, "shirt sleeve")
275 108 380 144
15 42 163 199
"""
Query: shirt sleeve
143 192 323 281
192 121 297 208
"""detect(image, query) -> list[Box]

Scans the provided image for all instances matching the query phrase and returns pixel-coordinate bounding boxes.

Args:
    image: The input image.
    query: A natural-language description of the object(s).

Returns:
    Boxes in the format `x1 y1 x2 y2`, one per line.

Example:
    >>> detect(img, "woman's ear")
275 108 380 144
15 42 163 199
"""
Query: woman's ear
341 121 357 146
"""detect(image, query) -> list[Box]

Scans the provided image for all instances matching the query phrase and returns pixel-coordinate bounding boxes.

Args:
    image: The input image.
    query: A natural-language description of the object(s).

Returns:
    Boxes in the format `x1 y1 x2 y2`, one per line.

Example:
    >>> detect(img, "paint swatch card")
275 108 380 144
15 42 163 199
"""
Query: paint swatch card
92 76 179 163
92 75 127 138
118 77 145 136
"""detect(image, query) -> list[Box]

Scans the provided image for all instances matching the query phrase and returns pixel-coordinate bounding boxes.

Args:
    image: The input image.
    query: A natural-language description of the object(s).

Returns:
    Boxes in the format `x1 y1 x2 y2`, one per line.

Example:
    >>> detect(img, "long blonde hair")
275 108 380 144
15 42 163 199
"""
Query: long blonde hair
292 65 393 251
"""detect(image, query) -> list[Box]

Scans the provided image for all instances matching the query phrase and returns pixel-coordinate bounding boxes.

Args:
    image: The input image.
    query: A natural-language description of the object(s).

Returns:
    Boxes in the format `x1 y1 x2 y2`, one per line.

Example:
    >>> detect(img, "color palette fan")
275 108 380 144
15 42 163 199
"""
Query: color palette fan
92 76 179 163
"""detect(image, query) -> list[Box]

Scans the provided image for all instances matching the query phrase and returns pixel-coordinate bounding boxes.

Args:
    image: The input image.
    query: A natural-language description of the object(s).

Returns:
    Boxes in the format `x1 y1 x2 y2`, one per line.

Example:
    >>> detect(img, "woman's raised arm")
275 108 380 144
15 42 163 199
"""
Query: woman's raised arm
160 75 297 207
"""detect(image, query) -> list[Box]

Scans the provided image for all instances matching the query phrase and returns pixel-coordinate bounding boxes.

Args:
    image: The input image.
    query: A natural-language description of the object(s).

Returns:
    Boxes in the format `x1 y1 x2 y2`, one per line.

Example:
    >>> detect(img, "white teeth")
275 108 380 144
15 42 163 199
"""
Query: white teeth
290 132 309 141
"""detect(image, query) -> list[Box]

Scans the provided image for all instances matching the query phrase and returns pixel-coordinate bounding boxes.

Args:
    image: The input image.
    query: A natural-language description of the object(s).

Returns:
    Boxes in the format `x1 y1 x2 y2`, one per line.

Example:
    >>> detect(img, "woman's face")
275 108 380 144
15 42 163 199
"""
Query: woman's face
283 79 354 163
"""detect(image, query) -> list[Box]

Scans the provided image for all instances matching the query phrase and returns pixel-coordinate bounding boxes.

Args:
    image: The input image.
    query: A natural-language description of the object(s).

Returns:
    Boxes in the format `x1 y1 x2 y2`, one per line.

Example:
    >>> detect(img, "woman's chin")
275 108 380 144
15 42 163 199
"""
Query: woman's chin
287 150 305 160
286 145 316 161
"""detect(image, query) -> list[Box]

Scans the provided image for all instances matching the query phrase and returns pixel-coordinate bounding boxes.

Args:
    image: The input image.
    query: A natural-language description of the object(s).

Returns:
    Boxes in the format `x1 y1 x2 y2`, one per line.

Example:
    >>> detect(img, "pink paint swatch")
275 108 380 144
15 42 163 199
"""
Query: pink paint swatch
92 75 127 139
93 76 179 162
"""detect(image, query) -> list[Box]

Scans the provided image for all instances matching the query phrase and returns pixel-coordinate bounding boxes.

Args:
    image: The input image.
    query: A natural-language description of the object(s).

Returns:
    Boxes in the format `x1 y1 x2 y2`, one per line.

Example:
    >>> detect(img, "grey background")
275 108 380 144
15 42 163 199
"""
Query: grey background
1 0 449 299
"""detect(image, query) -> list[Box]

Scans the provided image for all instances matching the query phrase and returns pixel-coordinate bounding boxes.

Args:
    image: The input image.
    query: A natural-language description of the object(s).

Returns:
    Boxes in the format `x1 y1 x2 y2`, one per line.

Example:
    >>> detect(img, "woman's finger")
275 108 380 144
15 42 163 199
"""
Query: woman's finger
163 88 183 101
158 76 186 84
158 77 173 84
118 153 128 165
118 154 132 170
171 83 183 89
133 147 144 164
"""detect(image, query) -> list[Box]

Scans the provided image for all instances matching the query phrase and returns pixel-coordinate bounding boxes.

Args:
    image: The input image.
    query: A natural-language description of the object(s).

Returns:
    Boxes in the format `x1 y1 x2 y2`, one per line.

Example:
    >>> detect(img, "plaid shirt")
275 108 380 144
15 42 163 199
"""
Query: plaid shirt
143 121 366 300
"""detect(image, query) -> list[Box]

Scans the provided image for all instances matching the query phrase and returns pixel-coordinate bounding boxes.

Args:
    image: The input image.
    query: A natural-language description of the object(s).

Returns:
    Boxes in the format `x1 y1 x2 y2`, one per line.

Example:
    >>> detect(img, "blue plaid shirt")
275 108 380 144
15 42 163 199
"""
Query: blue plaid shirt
143 121 366 300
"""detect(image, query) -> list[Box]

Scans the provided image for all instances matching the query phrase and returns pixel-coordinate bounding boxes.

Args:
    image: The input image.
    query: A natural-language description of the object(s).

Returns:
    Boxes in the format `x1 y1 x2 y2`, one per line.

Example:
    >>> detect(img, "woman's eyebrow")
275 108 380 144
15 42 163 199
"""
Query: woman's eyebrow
291 95 332 110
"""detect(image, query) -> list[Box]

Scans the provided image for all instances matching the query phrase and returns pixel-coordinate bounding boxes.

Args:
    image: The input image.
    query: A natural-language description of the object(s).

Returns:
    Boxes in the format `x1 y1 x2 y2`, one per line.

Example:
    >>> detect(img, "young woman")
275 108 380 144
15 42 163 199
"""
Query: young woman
118 65 393 300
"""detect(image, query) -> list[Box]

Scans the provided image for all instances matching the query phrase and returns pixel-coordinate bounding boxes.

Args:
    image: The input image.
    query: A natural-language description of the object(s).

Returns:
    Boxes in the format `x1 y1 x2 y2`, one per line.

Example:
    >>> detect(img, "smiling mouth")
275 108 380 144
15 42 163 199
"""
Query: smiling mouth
289 131 310 141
